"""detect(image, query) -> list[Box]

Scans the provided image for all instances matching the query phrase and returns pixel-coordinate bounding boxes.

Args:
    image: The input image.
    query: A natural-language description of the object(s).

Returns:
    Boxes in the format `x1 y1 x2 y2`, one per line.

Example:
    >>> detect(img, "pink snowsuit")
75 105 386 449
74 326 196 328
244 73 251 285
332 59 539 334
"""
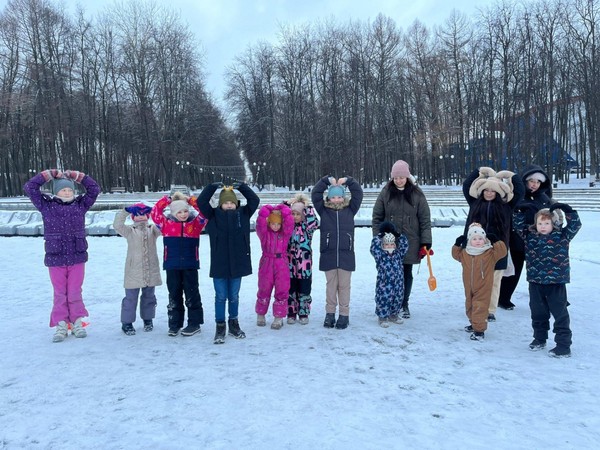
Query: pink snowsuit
255 204 294 318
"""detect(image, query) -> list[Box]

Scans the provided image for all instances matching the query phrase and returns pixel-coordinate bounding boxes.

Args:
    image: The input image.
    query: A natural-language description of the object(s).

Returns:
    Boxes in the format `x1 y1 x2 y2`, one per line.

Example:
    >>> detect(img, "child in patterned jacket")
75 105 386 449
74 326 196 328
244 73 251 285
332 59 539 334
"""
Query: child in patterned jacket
255 203 294 330
151 192 207 337
513 202 581 358
286 194 319 325
370 221 409 327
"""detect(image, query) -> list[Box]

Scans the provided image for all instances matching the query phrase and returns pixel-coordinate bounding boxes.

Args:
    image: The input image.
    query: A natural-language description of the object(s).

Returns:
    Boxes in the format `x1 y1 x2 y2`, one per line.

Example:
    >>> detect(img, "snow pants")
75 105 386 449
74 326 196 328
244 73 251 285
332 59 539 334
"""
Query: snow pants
121 287 157 324
288 277 312 317
255 255 290 318
325 269 352 316
166 269 204 329
529 282 572 348
48 263 88 327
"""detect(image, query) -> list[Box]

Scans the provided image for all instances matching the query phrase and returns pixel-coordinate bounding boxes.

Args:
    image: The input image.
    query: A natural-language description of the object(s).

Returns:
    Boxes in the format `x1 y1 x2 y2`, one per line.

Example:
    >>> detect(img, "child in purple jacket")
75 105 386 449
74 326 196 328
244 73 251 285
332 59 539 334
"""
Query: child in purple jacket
255 204 294 329
24 169 101 342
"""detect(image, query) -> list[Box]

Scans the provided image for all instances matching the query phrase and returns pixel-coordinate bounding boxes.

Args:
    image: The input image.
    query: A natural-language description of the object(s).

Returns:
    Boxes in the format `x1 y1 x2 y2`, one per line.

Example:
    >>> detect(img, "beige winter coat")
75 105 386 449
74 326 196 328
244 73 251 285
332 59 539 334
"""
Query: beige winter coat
113 210 163 289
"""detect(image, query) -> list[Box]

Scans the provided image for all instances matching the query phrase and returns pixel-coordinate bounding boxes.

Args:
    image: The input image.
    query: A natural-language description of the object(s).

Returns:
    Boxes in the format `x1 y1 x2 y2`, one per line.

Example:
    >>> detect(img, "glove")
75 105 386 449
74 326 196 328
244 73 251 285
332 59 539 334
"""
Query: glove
41 169 62 181
337 177 347 185
454 235 467 248
125 204 152 216
486 233 499 244
549 202 573 213
418 246 433 259
63 170 85 183
211 182 224 189
327 176 337 186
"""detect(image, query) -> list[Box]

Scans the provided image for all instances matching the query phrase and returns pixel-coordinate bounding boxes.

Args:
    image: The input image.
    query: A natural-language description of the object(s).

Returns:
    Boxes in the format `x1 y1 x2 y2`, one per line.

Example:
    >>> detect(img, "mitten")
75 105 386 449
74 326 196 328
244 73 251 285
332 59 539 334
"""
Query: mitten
337 177 348 185
549 202 573 213
125 204 152 216
454 235 467 248
63 170 85 183
211 182 224 189
378 221 399 237
41 169 62 181
327 176 336 186
418 246 433 259
232 181 242 189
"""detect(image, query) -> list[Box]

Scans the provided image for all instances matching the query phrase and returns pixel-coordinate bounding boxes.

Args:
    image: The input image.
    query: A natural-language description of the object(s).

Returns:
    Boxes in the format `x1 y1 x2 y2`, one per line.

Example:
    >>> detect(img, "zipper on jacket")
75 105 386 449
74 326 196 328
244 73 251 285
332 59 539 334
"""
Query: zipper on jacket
336 210 340 267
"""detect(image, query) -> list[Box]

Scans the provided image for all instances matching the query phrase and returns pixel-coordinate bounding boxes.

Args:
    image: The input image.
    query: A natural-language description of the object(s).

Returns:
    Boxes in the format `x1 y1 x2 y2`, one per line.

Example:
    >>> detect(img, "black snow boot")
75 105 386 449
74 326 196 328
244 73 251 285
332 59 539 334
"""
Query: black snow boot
335 315 349 330
214 322 226 344
323 313 336 328
228 318 246 339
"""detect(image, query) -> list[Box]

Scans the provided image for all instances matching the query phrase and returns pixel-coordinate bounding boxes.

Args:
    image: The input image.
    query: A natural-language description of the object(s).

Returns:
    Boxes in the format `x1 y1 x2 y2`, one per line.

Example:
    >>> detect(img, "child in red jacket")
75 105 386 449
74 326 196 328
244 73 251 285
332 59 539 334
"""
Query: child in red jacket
152 192 207 336
255 204 294 329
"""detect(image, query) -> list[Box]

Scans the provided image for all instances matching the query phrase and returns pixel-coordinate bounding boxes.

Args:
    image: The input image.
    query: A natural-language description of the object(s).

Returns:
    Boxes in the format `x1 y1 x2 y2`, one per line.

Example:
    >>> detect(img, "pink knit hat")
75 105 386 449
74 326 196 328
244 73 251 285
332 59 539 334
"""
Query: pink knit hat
391 160 411 178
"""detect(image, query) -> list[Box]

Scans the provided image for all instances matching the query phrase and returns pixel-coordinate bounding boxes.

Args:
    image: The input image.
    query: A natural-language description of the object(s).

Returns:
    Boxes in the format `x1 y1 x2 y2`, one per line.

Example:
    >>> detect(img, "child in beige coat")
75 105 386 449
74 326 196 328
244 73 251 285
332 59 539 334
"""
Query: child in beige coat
113 203 163 335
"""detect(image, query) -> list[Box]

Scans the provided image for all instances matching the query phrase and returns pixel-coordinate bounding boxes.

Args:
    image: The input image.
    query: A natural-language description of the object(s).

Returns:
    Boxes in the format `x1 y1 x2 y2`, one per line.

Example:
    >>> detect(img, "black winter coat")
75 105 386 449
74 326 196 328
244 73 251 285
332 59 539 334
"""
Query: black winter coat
311 176 363 272
197 183 260 279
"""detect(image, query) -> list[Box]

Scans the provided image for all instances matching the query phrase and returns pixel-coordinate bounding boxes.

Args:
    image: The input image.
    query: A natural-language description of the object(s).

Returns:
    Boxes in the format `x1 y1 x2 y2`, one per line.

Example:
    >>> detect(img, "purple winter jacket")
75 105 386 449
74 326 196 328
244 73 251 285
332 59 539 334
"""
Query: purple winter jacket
24 173 101 267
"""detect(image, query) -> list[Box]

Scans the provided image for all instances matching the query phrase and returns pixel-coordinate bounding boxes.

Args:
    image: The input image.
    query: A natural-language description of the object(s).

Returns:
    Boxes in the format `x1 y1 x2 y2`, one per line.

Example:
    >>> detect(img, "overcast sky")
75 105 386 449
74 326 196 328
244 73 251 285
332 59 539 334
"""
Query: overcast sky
2 0 496 104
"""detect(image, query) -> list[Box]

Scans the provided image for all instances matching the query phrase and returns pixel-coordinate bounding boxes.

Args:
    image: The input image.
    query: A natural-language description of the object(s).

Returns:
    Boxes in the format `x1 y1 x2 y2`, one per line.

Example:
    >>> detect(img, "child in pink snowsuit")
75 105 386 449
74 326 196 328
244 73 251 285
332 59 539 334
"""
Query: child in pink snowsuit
255 204 294 329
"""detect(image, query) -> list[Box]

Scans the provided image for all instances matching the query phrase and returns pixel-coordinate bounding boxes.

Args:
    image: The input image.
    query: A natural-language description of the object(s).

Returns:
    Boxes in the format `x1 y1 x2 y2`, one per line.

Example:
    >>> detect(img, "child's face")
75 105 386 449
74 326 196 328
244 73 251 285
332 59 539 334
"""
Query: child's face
133 214 148 222
269 221 281 232
56 187 74 200
536 217 553 235
393 177 407 188
292 210 303 223
383 242 396 253
329 195 344 204
469 235 486 248
527 179 541 192
483 189 497 201
221 201 237 210
175 209 190 222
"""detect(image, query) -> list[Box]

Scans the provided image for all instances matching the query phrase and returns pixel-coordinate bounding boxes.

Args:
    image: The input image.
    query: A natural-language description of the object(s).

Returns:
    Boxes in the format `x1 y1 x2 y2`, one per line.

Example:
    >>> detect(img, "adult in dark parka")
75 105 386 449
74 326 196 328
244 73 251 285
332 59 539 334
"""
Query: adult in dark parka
498 165 558 310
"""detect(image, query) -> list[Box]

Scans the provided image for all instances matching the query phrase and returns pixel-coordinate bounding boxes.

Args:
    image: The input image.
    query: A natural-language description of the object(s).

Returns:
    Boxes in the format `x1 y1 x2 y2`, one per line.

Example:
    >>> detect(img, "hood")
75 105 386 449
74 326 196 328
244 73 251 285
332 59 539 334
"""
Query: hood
521 164 553 198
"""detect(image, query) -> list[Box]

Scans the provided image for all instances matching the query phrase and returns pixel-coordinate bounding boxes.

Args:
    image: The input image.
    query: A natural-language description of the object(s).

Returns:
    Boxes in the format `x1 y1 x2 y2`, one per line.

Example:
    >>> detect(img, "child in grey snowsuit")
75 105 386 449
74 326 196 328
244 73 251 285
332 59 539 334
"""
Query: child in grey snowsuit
513 203 581 358
113 203 162 335
370 221 409 327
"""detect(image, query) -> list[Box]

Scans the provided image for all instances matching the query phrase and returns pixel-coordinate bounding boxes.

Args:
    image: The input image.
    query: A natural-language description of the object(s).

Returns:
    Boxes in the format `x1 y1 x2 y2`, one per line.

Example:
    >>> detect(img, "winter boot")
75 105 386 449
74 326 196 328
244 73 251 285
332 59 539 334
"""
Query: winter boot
401 305 411 319
464 325 474 332
529 339 546 351
470 331 485 341
181 324 201 336
256 314 266 327
378 317 390 328
168 327 181 336
487 314 496 322
122 323 136 336
143 320 153 332
53 321 68 343
228 318 246 339
323 313 336 328
71 317 87 338
548 346 571 358
271 317 283 330
214 322 226 344
335 315 349 330
389 315 404 325
298 315 309 325
287 316 296 325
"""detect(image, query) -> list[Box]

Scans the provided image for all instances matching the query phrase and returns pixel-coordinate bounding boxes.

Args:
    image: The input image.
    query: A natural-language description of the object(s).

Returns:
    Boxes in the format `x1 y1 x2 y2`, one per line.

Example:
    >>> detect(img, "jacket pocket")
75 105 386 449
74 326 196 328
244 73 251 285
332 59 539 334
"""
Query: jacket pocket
75 236 88 253
44 237 62 255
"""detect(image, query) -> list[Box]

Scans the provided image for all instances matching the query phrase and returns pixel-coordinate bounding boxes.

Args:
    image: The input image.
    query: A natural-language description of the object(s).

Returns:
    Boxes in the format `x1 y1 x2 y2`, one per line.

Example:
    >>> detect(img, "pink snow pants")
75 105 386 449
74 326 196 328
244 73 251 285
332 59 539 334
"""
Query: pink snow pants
48 263 89 327
255 255 290 318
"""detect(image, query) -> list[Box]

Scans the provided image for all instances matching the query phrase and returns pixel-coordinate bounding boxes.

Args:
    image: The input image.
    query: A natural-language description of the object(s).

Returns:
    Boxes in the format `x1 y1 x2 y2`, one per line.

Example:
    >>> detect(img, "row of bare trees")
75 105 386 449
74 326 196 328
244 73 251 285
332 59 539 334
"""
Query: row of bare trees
1 0 599 195
0 0 240 196
226 0 600 188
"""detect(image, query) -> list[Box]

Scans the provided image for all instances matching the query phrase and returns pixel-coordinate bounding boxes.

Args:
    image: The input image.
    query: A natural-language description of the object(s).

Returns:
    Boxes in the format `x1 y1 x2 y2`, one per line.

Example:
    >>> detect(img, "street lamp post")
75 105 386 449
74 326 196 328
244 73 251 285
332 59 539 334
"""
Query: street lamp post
253 161 267 189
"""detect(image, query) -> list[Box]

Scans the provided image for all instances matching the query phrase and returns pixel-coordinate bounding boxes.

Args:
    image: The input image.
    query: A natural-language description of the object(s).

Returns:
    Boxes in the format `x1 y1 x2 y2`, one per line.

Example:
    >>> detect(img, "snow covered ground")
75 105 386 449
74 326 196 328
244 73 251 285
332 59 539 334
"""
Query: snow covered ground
1 207 599 449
